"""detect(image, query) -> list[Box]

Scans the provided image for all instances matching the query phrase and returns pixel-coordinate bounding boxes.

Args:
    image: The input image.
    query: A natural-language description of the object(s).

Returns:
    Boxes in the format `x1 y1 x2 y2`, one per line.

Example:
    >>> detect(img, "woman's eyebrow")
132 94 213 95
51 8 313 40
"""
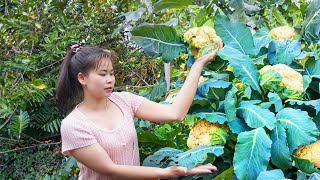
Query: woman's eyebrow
100 69 114 72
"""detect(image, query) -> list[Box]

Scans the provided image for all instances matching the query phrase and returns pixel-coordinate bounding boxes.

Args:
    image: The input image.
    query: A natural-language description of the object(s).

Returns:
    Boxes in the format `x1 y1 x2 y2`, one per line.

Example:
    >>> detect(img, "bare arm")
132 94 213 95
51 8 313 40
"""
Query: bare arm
136 49 221 123
70 143 217 179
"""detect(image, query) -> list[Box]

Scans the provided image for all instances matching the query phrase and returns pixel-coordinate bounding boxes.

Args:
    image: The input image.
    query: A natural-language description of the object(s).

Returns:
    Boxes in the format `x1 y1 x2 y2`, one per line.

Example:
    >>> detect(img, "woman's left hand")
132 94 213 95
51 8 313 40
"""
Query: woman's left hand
195 36 223 66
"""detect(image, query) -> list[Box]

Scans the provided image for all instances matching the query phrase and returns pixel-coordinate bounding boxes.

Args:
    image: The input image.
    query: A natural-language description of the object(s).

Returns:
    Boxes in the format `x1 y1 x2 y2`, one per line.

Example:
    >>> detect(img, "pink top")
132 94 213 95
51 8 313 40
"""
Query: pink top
60 92 146 180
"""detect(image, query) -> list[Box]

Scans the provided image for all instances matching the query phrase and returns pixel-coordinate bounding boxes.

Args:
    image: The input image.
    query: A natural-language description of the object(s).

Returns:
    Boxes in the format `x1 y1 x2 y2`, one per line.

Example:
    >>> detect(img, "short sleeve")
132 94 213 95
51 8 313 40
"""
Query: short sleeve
60 115 97 155
121 92 146 114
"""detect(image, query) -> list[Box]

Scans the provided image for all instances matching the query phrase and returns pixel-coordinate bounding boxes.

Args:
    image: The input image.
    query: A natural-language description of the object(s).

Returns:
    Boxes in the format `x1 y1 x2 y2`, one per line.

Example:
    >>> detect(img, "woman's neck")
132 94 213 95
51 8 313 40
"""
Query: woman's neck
80 95 111 112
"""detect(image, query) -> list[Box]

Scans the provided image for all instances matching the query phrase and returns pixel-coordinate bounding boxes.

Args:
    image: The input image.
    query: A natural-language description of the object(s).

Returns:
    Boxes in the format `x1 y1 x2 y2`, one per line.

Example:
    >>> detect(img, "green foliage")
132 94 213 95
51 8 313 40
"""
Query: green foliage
277 108 319 152
214 15 256 56
233 128 272 180
256 169 285 180
218 46 262 93
301 0 320 42
153 0 193 12
0 144 78 180
131 1 320 179
10 111 30 142
270 123 292 169
143 145 224 169
268 39 301 65
131 24 187 63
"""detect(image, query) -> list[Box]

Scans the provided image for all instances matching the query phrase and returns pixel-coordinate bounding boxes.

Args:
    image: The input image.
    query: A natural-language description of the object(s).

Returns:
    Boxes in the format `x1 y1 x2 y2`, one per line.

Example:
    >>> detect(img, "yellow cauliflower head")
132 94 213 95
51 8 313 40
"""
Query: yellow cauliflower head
269 26 296 40
259 64 303 92
294 140 320 168
183 26 222 58
187 120 227 149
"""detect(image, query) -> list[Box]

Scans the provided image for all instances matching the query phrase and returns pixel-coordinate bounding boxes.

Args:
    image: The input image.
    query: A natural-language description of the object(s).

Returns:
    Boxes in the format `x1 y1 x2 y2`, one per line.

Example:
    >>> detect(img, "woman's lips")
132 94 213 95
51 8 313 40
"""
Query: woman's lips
104 87 113 93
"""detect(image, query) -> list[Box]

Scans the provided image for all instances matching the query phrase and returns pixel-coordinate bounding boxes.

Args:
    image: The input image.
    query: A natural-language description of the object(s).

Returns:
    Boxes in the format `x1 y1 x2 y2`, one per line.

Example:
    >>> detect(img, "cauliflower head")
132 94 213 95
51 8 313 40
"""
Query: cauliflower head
187 120 227 149
259 64 304 99
294 140 320 168
183 26 222 58
269 26 296 40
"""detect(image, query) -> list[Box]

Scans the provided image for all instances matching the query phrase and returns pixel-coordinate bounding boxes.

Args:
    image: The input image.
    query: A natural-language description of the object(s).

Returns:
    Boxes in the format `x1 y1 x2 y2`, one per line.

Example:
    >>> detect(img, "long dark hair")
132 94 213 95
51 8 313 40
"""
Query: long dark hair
56 46 115 117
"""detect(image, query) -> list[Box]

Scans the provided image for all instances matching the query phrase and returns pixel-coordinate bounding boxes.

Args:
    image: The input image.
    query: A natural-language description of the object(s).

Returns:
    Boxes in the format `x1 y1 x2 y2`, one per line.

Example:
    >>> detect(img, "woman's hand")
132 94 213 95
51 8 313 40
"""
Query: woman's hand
160 163 217 179
195 36 223 66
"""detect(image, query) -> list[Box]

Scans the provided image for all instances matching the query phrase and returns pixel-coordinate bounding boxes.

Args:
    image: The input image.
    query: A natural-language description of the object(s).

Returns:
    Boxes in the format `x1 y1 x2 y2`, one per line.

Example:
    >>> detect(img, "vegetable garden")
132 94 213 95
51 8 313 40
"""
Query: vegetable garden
1 0 320 179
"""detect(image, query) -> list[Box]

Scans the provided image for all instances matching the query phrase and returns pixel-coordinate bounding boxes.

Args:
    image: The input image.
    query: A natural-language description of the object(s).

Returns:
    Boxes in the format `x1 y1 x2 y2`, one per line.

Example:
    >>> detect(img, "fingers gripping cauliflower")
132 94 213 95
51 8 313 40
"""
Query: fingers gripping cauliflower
295 140 320 168
269 26 296 40
184 26 222 59
187 120 227 149
259 64 304 99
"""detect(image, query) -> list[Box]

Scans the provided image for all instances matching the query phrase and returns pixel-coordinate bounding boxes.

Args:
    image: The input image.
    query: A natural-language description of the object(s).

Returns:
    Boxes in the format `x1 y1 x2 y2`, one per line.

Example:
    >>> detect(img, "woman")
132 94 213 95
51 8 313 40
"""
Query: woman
56 44 221 180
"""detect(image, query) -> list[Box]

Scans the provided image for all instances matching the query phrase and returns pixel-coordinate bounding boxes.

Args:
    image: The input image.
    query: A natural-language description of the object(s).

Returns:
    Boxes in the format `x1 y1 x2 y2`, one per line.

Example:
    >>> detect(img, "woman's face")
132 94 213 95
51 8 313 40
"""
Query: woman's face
80 58 115 99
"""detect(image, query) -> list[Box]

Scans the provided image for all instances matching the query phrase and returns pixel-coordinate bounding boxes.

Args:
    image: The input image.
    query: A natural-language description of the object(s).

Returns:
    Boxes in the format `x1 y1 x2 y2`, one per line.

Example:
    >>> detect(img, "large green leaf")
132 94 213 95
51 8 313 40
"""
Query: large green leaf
213 167 234 180
218 46 262 93
305 58 320 77
140 74 167 101
171 145 224 168
153 0 193 12
214 14 255 56
10 110 30 141
131 24 187 63
195 112 228 124
197 79 232 100
272 8 289 26
309 173 320 180
270 123 292 169
259 69 282 92
234 128 272 180
237 102 276 130
276 108 320 152
256 169 285 180
268 92 283 112
227 117 251 134
253 27 272 54
285 99 320 115
301 0 320 42
138 130 176 147
210 128 229 146
268 39 301 65
143 147 183 167
224 87 238 122
292 155 318 174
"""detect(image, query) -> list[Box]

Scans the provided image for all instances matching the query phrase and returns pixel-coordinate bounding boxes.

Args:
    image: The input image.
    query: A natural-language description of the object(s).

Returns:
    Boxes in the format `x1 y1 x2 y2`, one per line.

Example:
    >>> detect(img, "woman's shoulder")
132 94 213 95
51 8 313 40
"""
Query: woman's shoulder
111 91 143 100
61 107 87 126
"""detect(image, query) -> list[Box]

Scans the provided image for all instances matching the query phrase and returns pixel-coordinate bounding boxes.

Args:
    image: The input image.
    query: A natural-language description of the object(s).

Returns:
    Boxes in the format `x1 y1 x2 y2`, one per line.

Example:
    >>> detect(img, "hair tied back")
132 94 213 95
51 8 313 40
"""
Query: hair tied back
71 44 82 53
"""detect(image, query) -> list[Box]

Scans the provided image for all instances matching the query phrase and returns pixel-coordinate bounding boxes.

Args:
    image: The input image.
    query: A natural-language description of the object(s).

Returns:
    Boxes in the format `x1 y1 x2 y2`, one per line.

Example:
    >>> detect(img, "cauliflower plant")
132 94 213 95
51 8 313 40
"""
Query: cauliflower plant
259 64 304 99
269 26 296 40
183 26 222 59
294 140 320 168
187 120 227 149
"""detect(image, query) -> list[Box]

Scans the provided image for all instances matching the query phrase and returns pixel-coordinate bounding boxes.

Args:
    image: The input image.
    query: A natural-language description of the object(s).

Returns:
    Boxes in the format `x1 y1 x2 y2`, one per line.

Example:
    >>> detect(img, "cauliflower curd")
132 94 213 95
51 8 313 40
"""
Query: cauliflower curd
295 140 320 168
183 26 222 58
187 120 227 149
259 64 303 92
259 64 304 99
269 26 296 40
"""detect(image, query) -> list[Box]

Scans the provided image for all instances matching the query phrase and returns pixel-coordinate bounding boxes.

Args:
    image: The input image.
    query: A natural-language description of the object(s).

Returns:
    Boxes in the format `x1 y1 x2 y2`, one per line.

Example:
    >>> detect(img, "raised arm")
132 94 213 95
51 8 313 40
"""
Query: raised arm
70 143 217 179
136 48 221 123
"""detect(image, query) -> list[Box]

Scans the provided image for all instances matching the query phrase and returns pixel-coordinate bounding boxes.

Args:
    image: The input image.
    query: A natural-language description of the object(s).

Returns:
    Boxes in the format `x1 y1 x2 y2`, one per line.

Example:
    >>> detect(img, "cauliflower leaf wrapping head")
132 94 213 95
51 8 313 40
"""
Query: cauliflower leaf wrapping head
294 140 320 168
183 26 223 59
187 120 228 149
269 26 296 41
259 64 304 99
